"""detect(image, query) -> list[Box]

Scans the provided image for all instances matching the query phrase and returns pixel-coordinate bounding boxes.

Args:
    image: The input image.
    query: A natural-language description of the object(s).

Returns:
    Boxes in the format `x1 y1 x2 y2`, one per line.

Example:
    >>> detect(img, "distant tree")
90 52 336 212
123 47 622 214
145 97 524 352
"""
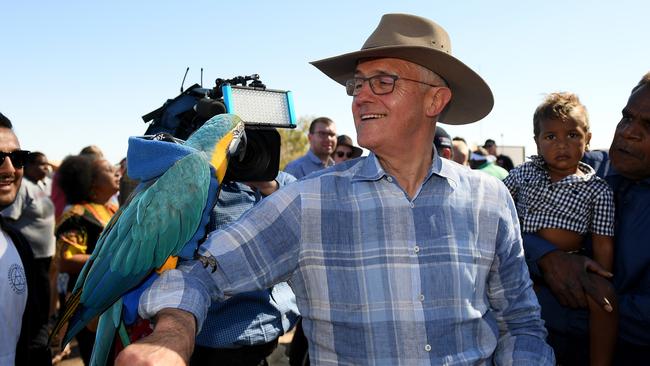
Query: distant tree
279 115 312 170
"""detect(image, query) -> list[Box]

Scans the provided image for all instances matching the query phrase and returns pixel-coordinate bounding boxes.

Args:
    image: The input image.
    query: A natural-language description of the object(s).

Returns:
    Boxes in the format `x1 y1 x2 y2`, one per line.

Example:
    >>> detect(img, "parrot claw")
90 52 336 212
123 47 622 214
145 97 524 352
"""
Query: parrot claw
195 252 218 273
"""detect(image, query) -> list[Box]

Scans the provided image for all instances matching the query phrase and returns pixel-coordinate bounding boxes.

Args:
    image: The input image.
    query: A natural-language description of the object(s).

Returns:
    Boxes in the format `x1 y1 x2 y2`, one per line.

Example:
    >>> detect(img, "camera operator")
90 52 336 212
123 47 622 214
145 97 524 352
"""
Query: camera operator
128 91 299 365
186 173 299 366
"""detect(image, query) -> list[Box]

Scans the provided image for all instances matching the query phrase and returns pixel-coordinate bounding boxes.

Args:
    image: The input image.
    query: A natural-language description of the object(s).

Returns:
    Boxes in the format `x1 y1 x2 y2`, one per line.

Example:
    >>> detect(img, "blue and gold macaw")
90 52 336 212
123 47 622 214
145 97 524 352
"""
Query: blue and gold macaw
50 113 245 366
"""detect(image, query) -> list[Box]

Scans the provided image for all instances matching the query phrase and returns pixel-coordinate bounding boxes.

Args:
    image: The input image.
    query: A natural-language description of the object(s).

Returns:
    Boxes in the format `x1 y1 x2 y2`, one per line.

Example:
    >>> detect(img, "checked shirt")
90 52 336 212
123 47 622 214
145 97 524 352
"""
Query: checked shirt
141 153 554 365
503 155 614 236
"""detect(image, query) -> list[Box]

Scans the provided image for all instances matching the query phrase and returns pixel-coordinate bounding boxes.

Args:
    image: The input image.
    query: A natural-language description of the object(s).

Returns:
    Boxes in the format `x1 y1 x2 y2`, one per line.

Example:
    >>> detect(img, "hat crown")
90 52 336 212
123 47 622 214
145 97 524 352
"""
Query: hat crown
337 134 355 147
362 14 452 55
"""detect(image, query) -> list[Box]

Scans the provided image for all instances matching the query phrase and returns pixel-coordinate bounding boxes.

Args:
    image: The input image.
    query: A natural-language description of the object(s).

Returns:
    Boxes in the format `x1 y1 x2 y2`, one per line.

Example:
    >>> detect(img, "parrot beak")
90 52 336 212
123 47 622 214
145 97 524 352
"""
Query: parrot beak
210 121 246 183
228 128 247 163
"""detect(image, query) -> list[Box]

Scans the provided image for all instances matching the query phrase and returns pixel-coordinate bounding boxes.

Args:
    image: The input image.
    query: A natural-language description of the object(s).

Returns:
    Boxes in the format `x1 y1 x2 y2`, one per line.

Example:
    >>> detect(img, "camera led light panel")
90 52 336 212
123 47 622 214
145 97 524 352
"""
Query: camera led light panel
222 85 296 128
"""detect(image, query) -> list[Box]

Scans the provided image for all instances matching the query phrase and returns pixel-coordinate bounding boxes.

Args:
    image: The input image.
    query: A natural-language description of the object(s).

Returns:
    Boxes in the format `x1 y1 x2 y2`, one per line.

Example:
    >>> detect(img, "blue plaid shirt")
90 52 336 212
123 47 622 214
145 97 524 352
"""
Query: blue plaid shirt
141 153 554 365
194 172 299 348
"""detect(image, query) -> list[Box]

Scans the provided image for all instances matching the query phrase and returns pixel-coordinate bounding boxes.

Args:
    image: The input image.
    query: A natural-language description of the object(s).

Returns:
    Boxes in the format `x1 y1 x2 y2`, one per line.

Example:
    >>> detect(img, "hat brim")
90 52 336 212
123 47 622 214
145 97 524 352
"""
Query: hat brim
351 146 363 158
337 143 363 159
311 45 493 125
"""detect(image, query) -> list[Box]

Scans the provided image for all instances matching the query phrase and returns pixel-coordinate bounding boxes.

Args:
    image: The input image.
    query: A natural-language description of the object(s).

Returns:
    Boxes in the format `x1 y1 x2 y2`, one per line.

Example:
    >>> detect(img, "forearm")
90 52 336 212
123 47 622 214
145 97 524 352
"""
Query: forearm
151 308 196 359
591 234 614 271
522 233 558 277
115 308 196 366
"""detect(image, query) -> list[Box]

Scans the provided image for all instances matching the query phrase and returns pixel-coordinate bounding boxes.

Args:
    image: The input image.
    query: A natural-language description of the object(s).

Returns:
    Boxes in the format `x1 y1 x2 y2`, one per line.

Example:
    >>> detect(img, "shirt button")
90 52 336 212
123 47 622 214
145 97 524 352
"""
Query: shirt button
424 344 432 352
414 246 420 253
409 202 415 208
418 294 425 302
386 176 393 182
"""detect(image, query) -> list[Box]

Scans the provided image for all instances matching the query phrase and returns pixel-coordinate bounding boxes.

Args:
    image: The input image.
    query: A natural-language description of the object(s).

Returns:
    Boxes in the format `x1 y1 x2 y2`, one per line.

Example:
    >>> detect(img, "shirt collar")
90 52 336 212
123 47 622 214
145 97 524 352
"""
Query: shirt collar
351 150 458 189
529 154 596 182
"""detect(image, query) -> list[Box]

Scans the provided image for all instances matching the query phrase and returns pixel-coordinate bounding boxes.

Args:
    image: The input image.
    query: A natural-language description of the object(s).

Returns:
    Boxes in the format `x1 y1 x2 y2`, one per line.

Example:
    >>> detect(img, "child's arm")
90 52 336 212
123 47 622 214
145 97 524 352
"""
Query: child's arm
590 178 615 271
592 234 614 272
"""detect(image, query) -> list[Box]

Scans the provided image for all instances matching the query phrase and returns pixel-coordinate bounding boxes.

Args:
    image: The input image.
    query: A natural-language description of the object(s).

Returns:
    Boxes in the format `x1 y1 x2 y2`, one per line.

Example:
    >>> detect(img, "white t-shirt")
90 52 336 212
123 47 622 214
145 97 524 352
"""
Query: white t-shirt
0 229 27 365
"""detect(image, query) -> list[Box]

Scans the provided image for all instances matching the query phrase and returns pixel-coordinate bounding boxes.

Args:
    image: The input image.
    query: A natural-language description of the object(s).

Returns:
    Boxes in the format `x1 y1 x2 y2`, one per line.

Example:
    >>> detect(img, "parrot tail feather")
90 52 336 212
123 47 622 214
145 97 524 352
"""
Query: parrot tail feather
49 289 82 347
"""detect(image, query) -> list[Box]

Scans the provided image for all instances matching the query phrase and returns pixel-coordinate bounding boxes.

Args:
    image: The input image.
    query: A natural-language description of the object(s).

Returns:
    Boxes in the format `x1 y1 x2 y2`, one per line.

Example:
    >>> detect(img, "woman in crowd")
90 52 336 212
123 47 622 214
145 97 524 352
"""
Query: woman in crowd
55 154 120 365
332 135 362 164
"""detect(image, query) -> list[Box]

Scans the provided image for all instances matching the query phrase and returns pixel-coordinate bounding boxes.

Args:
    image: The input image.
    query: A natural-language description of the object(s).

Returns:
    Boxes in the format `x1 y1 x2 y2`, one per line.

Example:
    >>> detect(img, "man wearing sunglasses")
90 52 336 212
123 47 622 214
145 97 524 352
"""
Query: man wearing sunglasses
332 135 362 164
0 112 50 365
285 117 337 179
3 150 56 366
119 14 552 365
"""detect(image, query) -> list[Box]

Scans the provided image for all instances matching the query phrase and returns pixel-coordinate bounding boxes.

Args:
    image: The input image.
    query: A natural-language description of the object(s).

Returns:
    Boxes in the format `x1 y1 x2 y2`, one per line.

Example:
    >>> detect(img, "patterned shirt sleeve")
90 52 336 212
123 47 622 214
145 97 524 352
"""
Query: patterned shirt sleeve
490 183 555 365
590 180 615 236
140 183 302 330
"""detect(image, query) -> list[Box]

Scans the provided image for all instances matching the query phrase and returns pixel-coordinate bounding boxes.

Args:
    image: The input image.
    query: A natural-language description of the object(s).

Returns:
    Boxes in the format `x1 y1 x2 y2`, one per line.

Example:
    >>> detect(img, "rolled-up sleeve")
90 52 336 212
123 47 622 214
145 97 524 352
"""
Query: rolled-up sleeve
139 184 303 331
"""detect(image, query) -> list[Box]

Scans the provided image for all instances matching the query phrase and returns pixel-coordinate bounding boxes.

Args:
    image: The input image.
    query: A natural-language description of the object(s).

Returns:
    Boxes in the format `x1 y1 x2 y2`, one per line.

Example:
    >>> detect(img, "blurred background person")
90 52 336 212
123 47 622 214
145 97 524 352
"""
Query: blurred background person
0 113 51 365
55 154 119 365
484 138 515 171
285 117 337 178
50 146 104 221
434 126 453 160
332 134 362 164
452 137 470 166
470 146 509 180
2 151 55 365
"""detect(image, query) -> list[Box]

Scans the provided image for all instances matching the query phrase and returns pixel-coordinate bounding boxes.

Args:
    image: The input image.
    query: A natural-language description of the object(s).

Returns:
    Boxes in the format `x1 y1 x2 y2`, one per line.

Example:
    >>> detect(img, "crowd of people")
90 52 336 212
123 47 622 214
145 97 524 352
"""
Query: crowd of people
1 12 648 366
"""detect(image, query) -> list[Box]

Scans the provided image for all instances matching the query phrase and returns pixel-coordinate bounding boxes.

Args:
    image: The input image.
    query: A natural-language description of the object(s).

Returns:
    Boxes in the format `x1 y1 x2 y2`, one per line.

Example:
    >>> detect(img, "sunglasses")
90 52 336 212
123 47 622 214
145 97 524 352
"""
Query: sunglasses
336 151 354 158
0 150 31 169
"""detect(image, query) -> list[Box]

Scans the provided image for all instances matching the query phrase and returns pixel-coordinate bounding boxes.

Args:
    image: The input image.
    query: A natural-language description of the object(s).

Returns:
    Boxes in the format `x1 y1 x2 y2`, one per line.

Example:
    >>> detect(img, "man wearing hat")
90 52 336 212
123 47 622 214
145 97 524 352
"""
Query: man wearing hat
118 13 553 365
484 139 515 172
332 134 363 164
434 126 453 160
469 146 509 180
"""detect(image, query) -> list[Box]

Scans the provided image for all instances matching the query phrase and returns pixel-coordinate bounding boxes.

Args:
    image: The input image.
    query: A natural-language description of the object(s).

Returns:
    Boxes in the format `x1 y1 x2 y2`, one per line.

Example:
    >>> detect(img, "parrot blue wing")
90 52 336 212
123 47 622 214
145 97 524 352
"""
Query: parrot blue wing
49 113 245 366
60 152 210 346
89 298 123 366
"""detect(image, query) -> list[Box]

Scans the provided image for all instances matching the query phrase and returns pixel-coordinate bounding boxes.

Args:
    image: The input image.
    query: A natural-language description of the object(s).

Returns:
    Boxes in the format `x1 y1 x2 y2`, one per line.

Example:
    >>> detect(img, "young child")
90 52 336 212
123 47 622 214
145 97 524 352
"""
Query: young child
504 92 617 366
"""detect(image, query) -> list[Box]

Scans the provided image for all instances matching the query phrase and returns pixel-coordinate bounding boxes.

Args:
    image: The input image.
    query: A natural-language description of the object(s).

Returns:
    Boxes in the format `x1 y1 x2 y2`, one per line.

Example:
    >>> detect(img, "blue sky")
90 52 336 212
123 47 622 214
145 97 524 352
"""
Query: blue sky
1 1 648 164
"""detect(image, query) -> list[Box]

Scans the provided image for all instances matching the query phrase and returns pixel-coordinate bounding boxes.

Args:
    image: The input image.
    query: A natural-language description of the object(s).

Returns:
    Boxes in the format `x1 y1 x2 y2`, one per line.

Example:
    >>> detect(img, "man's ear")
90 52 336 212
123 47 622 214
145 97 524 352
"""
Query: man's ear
585 131 592 150
425 87 452 118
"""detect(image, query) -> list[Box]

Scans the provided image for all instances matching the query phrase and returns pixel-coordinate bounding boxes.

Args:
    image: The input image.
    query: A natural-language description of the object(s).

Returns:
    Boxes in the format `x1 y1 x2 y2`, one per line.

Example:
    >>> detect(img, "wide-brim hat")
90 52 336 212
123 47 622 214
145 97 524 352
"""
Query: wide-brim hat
336 134 363 158
311 13 493 125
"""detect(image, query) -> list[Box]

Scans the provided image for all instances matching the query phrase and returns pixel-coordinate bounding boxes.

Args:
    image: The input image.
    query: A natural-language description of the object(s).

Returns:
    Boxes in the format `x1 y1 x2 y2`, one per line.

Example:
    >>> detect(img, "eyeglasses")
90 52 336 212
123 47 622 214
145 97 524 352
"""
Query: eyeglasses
336 151 353 158
314 131 336 139
0 150 31 169
345 75 441 96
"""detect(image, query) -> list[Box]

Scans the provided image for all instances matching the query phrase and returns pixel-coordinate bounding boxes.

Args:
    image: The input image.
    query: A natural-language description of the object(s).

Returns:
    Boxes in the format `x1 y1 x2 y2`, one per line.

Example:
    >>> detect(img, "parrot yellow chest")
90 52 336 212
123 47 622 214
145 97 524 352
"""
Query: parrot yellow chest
211 130 235 183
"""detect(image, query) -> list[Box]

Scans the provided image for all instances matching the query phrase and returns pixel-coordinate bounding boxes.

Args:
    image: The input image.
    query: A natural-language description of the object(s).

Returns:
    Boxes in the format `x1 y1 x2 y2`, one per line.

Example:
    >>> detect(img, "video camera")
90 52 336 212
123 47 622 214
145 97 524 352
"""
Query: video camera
142 73 296 182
